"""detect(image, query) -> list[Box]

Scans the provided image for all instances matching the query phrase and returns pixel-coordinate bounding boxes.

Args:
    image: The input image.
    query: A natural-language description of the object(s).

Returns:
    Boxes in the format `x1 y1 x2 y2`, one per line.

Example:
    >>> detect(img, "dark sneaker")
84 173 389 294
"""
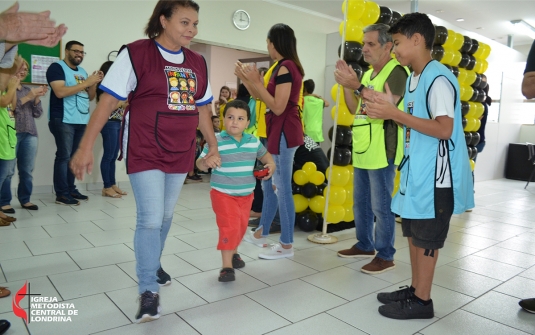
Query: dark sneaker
247 219 281 233
337 245 375 258
218 268 235 282
378 297 434 320
55 195 80 206
135 291 161 323
377 286 413 304
156 267 171 286
232 254 245 269
248 218 260 227
519 298 535 313
361 257 396 274
70 190 88 201
185 174 202 183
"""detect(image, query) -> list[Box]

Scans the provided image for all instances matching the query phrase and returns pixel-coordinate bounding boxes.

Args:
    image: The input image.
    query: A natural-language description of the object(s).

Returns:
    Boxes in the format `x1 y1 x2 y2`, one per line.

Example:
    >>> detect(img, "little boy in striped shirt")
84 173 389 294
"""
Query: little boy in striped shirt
197 100 275 282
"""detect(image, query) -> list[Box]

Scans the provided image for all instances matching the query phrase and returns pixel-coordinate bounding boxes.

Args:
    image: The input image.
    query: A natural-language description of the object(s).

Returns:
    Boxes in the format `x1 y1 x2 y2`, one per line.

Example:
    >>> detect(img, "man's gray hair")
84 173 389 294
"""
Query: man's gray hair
363 23 392 46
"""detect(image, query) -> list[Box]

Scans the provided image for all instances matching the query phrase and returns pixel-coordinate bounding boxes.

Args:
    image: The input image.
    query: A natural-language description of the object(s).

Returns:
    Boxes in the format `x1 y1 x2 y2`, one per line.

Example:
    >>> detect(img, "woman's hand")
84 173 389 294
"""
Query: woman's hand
7 76 19 91
69 147 94 181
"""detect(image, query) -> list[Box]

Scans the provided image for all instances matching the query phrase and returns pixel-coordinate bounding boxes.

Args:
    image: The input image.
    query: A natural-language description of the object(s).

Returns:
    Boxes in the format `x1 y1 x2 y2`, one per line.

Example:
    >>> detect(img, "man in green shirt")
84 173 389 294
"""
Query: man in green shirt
302 79 329 144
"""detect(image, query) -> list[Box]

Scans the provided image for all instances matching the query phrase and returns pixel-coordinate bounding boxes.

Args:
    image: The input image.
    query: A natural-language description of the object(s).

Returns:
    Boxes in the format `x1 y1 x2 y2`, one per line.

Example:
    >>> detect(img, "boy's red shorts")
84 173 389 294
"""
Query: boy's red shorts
210 189 254 250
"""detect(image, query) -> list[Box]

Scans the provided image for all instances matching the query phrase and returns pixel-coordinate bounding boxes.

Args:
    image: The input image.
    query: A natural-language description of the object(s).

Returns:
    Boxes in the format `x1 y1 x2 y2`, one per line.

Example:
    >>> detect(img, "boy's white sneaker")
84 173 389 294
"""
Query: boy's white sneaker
258 243 294 260
243 230 267 247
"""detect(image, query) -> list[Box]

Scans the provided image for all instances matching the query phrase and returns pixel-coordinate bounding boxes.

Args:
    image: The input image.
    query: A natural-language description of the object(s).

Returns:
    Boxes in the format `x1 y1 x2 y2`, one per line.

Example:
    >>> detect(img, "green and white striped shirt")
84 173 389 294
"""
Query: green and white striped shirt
200 131 267 196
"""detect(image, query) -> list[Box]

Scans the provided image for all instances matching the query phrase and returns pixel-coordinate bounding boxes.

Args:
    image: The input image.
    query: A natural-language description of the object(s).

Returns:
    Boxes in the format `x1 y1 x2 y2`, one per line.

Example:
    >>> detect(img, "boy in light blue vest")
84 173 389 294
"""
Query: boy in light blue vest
366 13 474 320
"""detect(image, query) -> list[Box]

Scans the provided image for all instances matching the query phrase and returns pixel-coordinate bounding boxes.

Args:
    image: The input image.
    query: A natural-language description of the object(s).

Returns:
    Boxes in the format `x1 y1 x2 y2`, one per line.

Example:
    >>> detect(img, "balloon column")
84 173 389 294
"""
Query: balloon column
431 27 491 171
292 162 324 232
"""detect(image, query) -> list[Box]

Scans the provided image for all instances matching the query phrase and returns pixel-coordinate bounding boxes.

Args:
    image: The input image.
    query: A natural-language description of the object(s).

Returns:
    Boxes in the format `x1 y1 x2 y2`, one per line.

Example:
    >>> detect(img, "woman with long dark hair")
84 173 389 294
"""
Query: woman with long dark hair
70 0 219 323
236 23 304 259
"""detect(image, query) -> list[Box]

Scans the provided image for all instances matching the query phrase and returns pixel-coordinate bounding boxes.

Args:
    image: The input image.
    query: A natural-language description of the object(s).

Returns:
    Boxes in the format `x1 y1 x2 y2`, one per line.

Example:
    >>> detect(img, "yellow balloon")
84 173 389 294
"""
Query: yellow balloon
302 162 317 175
473 60 484 74
443 29 457 48
361 1 380 25
464 117 476 132
481 44 491 59
473 102 484 119
480 59 488 73
331 105 355 126
459 85 466 100
450 50 462 67
465 70 477 86
340 20 364 43
293 170 309 186
343 206 354 222
326 166 350 186
466 102 477 118
345 186 354 202
469 159 475 171
293 194 309 213
441 48 454 65
309 171 325 186
473 118 481 132
331 84 345 102
457 68 467 84
309 195 326 213
460 85 473 101
342 0 366 21
323 185 347 205
453 32 464 51
326 205 345 223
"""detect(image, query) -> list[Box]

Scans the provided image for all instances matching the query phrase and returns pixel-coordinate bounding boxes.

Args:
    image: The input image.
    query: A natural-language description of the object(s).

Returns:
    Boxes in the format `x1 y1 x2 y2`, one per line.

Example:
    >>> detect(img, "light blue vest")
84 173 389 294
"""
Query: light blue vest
57 60 90 124
392 60 474 219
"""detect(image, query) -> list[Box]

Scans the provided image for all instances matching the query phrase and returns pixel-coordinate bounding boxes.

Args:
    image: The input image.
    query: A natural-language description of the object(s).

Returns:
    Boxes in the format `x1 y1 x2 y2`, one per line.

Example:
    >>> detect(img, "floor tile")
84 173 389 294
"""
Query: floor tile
177 247 251 272
346 258 413 284
94 314 199 335
175 217 218 233
395 246 456 267
124 236 197 255
445 232 499 250
68 244 135 269
439 241 480 259
493 276 535 300
447 255 525 281
2 252 80 281
43 221 103 237
176 230 220 249
239 258 317 286
0 241 32 261
265 313 366 335
12 214 67 228
519 265 535 281
91 216 136 231
0 311 30 334
291 246 359 271
117 254 201 282
25 234 94 255
0 226 51 244
460 225 519 241
474 246 535 268
178 295 289 335
81 229 134 247
432 265 502 298
498 237 535 256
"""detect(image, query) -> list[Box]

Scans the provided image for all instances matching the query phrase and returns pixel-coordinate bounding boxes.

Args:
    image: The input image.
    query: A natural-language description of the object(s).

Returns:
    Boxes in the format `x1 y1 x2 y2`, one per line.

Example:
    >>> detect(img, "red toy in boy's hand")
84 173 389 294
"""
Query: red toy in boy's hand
253 167 270 179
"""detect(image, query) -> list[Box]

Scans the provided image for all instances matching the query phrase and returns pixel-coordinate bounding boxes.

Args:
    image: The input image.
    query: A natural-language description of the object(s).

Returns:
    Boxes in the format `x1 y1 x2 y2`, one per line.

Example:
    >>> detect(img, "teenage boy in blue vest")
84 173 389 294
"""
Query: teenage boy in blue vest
197 99 275 282
366 13 474 320
47 40 103 205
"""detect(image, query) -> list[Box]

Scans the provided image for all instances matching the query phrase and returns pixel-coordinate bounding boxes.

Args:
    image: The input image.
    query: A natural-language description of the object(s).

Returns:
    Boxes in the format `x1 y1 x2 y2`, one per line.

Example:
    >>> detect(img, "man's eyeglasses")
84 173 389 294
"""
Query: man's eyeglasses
69 49 86 56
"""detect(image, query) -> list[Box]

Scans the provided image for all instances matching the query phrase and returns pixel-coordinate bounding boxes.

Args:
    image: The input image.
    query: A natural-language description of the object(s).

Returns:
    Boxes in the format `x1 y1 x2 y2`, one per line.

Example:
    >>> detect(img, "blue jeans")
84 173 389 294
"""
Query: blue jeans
353 160 396 261
100 121 121 188
48 118 86 197
0 133 38 206
129 170 186 294
0 159 16 206
257 135 297 245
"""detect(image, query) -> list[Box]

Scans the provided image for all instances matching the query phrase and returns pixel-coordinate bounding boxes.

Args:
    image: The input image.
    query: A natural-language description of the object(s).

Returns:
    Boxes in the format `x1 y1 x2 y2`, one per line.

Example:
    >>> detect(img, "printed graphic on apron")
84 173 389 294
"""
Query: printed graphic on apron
165 66 197 111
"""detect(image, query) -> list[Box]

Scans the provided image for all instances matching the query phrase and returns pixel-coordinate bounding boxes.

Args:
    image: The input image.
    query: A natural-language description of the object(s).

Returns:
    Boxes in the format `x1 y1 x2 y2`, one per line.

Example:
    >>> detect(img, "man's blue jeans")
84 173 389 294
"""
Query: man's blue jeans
0 133 38 206
100 121 121 189
129 169 186 294
0 159 16 206
48 118 85 197
353 160 396 261
257 135 297 245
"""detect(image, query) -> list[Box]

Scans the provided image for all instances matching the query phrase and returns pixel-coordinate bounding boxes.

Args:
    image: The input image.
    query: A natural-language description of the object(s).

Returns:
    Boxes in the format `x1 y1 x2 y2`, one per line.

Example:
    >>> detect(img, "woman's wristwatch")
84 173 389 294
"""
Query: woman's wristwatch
354 84 365 96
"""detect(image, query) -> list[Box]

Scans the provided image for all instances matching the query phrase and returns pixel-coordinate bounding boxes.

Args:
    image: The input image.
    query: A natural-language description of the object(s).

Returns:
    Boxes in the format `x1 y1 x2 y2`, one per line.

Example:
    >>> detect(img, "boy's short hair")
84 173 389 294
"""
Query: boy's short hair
223 99 250 120
303 79 315 94
389 12 435 50
211 115 219 121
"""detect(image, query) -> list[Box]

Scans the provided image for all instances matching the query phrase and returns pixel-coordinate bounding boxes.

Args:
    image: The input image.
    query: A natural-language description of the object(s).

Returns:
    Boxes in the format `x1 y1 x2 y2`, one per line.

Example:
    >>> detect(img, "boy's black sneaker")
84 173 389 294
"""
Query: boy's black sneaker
218 268 235 282
378 297 434 320
156 267 171 286
135 291 161 323
70 190 88 201
377 285 413 304
55 195 80 206
232 254 245 269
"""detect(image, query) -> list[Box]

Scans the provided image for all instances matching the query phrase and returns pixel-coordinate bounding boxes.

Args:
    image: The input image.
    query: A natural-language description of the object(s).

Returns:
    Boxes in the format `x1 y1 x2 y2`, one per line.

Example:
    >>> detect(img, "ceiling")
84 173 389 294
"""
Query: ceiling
278 0 535 48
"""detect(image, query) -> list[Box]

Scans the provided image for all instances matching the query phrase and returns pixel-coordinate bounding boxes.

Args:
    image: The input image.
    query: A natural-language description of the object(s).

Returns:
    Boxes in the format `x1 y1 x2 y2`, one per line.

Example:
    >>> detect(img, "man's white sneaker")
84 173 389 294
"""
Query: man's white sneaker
243 230 267 247
258 243 294 260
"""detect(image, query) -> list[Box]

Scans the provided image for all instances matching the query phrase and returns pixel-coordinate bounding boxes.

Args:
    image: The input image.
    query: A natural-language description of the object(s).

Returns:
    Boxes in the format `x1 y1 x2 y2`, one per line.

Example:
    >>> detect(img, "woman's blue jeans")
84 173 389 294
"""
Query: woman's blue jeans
129 169 186 294
100 121 121 188
257 135 297 245
0 133 37 206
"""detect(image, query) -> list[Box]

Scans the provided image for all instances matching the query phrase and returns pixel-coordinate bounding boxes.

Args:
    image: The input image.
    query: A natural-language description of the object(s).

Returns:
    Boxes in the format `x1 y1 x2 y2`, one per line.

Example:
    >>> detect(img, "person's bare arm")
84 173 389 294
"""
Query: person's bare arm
522 72 535 99
258 152 276 180
49 72 101 99
0 76 18 107
197 104 220 168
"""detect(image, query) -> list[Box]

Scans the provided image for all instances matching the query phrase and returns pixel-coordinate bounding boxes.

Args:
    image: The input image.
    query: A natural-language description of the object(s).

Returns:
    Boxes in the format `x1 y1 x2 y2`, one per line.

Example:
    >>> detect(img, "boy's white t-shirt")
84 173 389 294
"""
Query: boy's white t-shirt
409 74 455 188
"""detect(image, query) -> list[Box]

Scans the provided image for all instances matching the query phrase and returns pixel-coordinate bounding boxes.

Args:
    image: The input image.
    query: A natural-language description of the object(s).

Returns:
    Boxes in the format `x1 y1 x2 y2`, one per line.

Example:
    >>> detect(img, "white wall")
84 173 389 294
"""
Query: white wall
9 0 339 193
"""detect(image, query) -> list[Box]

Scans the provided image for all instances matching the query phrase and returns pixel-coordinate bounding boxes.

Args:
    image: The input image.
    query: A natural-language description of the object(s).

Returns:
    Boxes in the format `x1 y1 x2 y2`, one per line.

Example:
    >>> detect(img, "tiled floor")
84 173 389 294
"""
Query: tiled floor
1 178 535 334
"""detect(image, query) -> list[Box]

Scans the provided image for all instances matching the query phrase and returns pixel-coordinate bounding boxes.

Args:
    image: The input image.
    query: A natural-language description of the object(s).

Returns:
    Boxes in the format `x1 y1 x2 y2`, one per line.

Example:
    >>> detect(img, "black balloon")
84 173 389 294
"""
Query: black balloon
432 45 444 61
458 53 470 68
434 26 448 45
476 88 486 103
479 74 488 90
471 132 480 147
466 55 476 71
451 66 460 78
471 74 482 89
335 126 353 146
338 41 363 63
470 89 478 102
292 183 302 195
377 6 393 25
390 11 402 26
467 146 473 158
462 117 467 129
461 36 473 53
317 183 327 195
347 62 364 81
470 146 478 160
296 211 319 232
301 183 318 198
468 39 479 55
333 146 352 166
328 126 333 142
461 101 470 116
465 132 473 145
